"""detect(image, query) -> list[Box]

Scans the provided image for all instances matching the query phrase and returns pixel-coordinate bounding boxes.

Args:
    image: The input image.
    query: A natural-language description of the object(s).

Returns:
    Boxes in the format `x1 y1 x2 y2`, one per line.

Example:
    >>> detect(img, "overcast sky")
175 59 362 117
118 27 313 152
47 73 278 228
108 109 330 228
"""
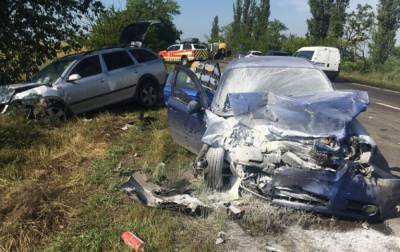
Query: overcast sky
102 0 384 40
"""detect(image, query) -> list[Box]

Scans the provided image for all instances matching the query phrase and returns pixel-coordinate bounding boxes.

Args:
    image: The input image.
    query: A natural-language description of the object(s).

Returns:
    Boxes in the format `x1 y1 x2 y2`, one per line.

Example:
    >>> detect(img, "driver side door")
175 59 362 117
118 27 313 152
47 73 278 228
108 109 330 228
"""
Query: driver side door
167 66 208 153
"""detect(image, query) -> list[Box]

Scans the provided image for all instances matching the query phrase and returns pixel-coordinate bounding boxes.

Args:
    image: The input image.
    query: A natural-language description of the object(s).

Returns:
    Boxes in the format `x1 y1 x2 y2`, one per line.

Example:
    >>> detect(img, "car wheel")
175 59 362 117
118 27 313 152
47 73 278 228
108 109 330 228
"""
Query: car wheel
44 102 68 122
181 56 189 66
204 147 225 190
138 80 159 107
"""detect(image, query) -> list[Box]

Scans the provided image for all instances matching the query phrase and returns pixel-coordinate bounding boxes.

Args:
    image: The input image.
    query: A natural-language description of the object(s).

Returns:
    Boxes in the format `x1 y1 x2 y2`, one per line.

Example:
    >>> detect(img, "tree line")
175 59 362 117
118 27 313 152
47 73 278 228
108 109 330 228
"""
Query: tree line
210 0 400 70
1 0 400 84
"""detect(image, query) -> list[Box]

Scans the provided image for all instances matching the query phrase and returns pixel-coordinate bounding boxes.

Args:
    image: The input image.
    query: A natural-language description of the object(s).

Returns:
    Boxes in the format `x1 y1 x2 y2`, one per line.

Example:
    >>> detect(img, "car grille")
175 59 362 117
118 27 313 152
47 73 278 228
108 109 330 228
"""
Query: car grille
273 188 329 207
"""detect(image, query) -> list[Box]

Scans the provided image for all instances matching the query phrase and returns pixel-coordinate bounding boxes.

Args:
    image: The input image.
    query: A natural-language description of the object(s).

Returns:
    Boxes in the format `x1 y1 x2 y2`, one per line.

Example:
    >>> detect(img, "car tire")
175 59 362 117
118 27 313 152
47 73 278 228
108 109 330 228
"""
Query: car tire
181 56 189 66
204 147 225 190
44 101 68 122
138 80 159 107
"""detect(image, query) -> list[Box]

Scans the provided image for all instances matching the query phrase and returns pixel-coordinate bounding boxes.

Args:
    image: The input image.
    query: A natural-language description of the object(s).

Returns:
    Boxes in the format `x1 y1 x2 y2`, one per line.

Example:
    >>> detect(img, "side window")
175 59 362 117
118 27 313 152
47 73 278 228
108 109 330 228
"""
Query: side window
183 44 192 50
173 71 197 104
102 51 134 71
129 49 158 63
70 55 101 78
167 45 179 51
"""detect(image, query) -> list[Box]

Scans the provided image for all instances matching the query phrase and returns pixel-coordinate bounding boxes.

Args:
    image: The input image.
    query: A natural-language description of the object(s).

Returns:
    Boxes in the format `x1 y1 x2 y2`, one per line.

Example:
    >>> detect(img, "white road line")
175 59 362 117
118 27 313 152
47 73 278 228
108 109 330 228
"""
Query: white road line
376 102 400 111
349 82 400 94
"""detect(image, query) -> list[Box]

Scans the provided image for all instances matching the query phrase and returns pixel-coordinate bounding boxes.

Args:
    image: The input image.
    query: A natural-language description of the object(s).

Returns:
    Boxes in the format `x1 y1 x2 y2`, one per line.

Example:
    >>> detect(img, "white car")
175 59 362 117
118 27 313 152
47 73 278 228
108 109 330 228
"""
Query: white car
245 50 263 58
295 46 341 80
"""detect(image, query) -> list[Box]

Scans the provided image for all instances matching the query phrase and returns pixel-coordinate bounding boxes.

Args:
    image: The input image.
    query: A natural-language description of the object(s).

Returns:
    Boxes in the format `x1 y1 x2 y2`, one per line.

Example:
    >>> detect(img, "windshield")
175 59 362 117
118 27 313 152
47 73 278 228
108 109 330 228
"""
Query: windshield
295 50 314 60
212 67 333 114
31 55 79 84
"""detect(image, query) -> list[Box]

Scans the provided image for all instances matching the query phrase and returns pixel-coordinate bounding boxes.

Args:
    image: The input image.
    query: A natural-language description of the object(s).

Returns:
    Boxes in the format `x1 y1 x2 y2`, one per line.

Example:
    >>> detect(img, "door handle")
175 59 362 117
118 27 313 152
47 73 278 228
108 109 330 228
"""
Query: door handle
170 107 178 112
100 78 105 83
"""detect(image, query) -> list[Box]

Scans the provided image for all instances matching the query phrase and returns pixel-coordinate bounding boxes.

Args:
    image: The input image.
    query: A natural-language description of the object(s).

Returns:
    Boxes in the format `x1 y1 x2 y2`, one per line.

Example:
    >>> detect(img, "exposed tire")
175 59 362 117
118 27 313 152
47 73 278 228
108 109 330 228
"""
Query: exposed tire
138 80 159 107
180 56 189 66
204 147 225 190
44 101 68 122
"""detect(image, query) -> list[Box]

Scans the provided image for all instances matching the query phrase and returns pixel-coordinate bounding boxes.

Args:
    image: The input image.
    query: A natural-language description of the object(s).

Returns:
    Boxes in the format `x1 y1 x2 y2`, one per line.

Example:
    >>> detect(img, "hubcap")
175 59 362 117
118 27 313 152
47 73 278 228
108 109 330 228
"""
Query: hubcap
141 85 157 106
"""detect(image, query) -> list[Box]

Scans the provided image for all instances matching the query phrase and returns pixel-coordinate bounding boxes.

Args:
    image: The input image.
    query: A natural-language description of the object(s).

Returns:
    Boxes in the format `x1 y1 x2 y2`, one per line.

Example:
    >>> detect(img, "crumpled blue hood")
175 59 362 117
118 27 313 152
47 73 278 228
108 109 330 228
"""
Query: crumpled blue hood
225 90 369 139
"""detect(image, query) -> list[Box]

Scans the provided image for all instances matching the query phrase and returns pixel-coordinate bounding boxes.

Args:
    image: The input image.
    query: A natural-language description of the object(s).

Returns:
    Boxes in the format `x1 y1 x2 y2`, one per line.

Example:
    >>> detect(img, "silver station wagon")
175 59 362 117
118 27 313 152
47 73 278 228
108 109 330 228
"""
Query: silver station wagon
0 21 166 120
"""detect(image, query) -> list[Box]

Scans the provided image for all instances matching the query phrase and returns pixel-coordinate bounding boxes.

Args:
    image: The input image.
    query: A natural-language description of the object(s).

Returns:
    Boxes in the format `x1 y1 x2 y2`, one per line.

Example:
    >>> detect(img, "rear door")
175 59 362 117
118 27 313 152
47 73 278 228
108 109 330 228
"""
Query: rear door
167 66 209 153
102 50 139 103
314 48 329 70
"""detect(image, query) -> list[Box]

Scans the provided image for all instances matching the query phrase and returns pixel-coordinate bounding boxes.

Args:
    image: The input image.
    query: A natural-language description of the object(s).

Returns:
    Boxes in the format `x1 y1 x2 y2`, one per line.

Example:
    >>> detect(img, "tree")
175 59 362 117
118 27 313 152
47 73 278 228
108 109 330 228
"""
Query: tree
262 19 288 52
256 0 270 34
210 16 220 42
370 0 400 66
343 4 375 61
87 0 181 52
0 0 103 84
307 0 334 41
282 35 312 54
328 0 350 38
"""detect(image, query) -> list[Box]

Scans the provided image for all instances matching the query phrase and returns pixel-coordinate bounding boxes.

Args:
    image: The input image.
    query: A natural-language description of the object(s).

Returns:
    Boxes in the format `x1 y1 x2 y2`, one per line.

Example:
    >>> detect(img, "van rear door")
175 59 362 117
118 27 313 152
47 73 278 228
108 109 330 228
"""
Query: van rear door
313 48 329 70
328 48 340 72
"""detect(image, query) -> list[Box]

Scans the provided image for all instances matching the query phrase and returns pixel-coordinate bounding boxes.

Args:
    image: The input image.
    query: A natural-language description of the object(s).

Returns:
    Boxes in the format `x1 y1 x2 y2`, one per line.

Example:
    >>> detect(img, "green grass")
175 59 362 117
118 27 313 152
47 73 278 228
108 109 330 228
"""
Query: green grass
340 71 400 91
0 108 219 251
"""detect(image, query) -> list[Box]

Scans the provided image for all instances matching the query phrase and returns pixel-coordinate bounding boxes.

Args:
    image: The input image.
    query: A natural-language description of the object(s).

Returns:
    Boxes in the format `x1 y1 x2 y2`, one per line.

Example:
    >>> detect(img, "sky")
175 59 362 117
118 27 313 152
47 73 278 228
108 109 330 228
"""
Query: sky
102 0 381 40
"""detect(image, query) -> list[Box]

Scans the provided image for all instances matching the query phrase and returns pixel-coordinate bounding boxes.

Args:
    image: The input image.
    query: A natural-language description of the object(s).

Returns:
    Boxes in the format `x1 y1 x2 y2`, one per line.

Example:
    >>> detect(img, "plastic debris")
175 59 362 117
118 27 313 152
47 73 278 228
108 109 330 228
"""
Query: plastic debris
121 231 145 251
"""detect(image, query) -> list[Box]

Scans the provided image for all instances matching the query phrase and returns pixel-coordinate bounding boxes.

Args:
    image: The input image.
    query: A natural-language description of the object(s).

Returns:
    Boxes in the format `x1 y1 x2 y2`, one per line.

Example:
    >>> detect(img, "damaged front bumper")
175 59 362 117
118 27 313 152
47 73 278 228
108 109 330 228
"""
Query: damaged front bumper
263 164 400 221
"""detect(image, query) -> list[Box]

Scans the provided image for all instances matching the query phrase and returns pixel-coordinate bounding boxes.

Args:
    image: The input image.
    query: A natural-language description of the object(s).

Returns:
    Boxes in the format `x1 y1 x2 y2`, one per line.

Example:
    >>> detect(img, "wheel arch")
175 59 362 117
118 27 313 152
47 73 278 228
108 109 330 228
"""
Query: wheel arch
138 73 160 88
41 96 74 116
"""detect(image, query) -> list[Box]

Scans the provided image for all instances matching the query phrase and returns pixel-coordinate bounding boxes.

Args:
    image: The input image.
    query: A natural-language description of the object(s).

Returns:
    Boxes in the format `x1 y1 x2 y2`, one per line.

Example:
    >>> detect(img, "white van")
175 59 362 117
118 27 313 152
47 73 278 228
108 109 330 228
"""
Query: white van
295 46 340 80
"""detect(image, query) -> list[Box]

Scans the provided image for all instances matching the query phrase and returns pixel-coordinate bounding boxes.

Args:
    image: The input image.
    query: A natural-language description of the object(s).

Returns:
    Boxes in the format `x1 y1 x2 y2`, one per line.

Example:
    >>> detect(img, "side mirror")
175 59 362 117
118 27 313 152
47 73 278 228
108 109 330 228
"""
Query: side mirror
187 100 201 114
68 73 82 82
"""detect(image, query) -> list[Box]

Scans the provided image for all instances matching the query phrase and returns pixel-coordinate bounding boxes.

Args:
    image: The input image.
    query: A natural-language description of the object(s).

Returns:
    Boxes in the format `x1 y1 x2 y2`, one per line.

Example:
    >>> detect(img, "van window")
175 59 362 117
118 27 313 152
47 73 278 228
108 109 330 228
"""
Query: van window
193 44 207 50
183 44 192 50
295 51 314 60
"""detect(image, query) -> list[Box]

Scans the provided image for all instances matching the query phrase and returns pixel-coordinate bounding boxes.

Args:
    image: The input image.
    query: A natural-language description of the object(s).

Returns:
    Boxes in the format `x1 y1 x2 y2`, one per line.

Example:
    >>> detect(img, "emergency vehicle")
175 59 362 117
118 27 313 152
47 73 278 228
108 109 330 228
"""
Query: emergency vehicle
159 40 209 65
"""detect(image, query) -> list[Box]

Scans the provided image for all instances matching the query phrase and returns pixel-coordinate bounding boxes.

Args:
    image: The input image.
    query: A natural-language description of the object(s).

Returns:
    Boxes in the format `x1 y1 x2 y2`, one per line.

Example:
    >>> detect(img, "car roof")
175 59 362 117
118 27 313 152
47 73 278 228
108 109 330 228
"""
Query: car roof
225 56 317 71
297 46 339 51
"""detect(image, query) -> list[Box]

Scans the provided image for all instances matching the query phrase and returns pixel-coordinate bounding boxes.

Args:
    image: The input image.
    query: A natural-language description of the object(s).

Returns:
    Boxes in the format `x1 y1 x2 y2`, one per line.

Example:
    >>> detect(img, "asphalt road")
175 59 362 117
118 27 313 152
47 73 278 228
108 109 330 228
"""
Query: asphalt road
333 81 400 170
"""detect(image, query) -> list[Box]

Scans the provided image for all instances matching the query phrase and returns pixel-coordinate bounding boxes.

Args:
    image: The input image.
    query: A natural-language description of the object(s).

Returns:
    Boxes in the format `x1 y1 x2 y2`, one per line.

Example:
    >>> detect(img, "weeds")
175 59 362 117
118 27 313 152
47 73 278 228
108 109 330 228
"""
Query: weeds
0 108 219 251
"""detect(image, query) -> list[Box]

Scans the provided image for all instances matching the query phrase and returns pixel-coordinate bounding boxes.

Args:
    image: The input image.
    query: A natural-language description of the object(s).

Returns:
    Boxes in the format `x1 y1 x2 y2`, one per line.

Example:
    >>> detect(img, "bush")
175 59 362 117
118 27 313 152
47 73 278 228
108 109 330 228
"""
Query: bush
341 60 370 72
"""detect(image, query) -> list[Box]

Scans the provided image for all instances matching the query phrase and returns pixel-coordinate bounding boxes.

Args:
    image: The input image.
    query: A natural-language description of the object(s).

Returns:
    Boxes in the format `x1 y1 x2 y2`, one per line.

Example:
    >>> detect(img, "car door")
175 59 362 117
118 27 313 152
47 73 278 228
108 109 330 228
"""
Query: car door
62 55 110 114
102 50 140 104
167 65 209 153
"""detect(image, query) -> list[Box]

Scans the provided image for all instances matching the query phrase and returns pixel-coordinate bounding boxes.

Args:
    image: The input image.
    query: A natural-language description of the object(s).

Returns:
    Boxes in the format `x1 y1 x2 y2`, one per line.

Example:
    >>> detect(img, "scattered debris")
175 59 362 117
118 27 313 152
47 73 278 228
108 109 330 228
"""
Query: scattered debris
265 244 283 252
215 237 225 245
361 222 370 230
121 231 145 251
121 122 135 131
114 162 122 172
224 202 245 219
121 173 209 216
215 231 226 245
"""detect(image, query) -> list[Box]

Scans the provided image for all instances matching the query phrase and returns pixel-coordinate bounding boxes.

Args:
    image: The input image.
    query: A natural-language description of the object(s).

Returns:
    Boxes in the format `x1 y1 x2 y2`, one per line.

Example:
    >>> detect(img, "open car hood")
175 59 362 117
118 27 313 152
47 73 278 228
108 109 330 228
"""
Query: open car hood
119 20 160 45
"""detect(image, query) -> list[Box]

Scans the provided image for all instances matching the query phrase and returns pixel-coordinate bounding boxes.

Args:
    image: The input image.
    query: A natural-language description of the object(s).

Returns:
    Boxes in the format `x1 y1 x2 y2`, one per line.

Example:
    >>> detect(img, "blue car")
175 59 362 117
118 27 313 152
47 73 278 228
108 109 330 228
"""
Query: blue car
164 56 400 221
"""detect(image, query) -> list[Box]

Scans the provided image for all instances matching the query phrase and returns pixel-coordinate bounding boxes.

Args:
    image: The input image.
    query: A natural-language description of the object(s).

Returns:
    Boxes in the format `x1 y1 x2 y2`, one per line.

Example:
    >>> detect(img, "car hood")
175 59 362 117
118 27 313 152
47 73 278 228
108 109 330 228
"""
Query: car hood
0 82 46 104
203 90 369 146
119 20 160 45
